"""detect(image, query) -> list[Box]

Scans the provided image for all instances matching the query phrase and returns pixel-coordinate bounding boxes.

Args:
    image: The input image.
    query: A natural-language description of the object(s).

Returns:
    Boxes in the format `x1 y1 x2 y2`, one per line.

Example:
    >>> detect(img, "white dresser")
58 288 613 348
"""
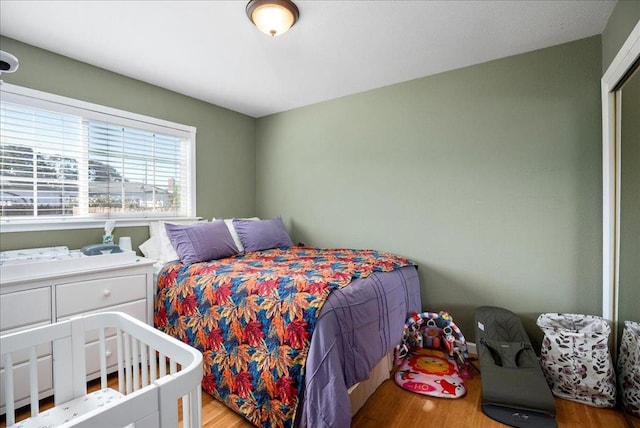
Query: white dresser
0 252 155 412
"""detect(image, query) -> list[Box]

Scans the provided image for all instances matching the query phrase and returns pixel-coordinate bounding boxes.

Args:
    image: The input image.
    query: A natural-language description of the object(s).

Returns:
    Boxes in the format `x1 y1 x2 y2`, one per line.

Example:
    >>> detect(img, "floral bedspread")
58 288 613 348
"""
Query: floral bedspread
154 246 413 428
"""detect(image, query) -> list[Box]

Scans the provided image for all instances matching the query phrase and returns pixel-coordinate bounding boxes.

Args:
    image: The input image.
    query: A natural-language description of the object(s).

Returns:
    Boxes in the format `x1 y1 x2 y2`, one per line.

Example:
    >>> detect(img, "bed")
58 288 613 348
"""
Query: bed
154 244 421 428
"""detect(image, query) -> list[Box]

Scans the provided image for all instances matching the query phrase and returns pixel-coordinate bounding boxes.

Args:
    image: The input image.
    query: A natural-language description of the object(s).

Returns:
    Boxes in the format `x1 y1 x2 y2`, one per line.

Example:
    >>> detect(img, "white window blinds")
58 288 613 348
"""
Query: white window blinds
0 84 195 226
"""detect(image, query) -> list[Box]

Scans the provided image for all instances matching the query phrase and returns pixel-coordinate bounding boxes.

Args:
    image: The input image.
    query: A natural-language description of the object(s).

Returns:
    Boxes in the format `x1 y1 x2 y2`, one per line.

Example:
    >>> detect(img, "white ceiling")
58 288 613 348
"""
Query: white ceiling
0 0 616 118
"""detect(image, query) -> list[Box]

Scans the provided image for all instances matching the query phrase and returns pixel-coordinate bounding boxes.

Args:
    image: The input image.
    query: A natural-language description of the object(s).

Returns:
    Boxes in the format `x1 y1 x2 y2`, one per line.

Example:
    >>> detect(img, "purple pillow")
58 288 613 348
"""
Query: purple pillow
165 220 238 264
233 217 293 252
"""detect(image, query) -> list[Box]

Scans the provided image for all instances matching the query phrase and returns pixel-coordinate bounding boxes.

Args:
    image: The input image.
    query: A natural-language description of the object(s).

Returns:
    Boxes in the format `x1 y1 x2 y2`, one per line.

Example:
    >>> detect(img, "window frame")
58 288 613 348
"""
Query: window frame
0 83 197 233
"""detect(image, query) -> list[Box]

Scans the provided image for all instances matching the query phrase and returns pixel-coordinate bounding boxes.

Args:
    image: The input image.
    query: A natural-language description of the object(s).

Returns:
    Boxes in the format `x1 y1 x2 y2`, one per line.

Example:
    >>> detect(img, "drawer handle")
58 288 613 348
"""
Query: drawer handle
105 350 112 358
103 289 111 297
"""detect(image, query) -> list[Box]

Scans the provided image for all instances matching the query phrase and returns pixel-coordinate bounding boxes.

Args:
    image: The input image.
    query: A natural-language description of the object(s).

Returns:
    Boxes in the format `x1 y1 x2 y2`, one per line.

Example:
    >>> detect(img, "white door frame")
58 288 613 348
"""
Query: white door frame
601 20 640 324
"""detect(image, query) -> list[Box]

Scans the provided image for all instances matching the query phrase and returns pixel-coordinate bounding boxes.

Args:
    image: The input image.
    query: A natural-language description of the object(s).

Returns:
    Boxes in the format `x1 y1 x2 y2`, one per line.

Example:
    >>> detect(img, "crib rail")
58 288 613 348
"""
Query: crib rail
1 311 203 427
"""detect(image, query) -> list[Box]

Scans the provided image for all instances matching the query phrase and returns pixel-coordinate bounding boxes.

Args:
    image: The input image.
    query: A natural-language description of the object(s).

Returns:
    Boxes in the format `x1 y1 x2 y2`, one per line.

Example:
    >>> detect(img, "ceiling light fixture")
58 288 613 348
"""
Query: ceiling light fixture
246 0 299 37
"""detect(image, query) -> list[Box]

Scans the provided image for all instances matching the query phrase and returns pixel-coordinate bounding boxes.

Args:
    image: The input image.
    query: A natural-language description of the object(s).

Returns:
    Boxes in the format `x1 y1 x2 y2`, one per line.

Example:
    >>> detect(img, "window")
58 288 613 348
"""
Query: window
0 84 196 231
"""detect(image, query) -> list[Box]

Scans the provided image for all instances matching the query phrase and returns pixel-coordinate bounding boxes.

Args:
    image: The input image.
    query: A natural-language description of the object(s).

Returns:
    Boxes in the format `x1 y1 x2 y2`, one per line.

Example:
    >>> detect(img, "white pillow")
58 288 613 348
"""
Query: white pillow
139 236 161 260
149 221 180 263
216 217 259 253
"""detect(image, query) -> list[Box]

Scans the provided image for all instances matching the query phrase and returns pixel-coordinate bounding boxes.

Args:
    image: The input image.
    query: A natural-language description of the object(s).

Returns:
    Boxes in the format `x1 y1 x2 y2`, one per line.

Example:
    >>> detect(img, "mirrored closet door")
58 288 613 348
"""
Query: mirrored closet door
602 22 640 348
617 65 640 343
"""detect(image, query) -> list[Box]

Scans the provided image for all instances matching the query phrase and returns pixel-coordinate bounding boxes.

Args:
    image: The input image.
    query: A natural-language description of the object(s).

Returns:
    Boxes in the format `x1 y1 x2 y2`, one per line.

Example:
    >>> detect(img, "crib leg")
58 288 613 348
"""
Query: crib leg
4 353 15 426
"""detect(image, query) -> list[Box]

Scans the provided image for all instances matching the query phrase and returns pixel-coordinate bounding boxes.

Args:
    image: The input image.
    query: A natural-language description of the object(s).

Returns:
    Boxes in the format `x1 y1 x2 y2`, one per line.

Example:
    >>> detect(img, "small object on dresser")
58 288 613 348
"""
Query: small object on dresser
81 244 122 256
103 220 116 244
119 236 132 251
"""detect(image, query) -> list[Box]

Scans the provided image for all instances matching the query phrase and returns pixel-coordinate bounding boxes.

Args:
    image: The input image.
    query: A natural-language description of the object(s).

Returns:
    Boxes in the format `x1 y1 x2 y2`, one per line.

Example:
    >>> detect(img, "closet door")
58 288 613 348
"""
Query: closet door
617 67 640 342
601 20 640 348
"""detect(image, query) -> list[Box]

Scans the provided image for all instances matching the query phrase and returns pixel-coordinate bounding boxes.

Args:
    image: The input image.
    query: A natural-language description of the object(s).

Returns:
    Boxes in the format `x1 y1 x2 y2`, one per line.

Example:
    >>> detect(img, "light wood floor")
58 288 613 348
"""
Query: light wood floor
199 363 637 428
350 376 635 427
4 365 637 428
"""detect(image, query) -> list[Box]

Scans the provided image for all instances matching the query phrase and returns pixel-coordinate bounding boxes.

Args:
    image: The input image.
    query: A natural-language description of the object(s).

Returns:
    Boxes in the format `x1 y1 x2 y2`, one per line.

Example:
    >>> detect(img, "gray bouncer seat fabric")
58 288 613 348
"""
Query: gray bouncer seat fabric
475 306 556 428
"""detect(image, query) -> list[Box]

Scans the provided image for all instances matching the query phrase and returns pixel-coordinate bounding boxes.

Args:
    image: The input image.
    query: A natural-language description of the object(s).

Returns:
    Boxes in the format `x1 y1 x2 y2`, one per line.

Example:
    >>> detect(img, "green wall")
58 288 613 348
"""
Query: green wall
0 30 616 345
255 36 603 343
0 36 256 252
602 0 640 73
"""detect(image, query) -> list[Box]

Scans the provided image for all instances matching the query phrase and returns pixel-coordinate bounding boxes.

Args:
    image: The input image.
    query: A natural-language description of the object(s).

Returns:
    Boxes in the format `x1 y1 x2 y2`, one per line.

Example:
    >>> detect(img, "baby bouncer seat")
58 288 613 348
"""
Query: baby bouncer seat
475 306 556 428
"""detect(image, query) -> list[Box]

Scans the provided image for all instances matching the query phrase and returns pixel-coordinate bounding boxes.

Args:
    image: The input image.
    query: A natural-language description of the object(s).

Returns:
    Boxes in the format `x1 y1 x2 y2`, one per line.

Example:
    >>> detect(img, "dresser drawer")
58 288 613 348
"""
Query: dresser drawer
0 355 53 411
56 274 147 318
0 322 52 371
1 288 51 331
56 300 147 378
58 300 148 340
85 336 118 380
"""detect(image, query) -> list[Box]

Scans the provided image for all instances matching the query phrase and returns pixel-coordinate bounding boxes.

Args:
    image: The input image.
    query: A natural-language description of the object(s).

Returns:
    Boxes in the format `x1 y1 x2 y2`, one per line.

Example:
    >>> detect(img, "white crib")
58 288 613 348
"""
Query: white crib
1 312 203 427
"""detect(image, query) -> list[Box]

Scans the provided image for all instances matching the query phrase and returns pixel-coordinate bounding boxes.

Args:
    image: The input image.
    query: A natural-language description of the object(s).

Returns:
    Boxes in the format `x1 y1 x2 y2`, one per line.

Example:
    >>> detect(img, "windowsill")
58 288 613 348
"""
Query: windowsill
0 217 201 233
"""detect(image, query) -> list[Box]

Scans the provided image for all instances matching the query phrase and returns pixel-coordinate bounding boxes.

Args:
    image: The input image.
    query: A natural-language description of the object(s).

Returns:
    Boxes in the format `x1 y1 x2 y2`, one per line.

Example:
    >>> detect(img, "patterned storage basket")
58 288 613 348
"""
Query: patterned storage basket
536 313 616 408
618 321 640 417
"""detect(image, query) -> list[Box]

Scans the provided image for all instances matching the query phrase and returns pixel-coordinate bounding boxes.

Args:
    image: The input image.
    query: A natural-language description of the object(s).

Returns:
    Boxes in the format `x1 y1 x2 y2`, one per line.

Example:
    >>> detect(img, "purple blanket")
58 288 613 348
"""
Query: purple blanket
297 266 421 427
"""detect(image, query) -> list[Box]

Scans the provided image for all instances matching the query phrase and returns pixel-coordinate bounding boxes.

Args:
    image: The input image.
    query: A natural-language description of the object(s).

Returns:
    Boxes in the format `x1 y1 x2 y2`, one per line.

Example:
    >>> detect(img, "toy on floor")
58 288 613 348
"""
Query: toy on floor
394 311 471 399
